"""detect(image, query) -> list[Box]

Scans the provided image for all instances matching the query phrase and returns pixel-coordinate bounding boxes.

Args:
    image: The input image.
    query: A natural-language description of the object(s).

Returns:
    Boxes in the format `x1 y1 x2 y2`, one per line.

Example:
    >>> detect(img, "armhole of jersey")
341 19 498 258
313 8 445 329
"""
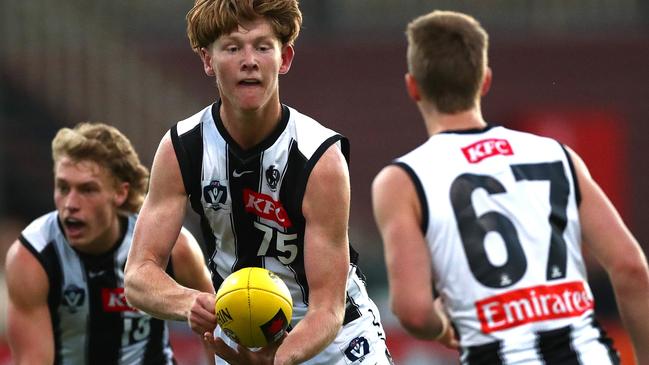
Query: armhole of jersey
559 144 582 207
392 161 429 236
170 126 194 197
295 134 349 215
170 124 205 216
19 234 61 308
19 234 49 272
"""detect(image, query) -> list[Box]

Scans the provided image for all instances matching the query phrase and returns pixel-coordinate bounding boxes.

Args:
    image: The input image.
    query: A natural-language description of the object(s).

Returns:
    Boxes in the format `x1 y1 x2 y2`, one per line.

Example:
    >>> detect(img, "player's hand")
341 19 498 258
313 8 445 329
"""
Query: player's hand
202 332 284 365
188 292 217 336
433 297 460 350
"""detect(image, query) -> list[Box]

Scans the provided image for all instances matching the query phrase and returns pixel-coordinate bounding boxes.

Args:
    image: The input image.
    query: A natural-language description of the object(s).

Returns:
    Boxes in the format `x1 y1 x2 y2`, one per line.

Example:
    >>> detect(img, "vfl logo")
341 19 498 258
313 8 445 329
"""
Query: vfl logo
62 284 85 314
344 336 370 362
265 165 280 191
203 180 228 211
461 138 513 163
102 288 137 312
243 188 292 228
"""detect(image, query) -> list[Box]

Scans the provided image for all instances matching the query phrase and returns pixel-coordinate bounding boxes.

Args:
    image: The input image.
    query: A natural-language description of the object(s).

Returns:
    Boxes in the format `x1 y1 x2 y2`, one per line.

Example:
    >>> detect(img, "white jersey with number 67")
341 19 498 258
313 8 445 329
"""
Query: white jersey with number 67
395 125 620 365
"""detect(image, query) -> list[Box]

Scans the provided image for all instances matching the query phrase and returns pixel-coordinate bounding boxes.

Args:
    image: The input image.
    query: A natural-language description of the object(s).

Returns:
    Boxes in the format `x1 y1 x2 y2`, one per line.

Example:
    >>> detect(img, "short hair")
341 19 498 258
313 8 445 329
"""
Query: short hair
406 10 489 113
51 122 149 213
186 0 302 52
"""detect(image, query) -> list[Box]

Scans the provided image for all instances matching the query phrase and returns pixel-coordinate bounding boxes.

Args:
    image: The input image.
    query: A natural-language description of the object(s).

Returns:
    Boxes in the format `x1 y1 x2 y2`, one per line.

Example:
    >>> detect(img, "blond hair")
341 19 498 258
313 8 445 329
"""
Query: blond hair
186 0 302 52
406 10 489 113
51 122 149 213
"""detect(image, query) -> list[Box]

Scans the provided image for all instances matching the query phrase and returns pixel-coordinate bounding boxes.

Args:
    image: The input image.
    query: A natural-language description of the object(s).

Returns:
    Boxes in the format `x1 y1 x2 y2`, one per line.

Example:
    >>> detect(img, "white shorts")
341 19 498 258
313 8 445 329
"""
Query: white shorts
214 268 393 364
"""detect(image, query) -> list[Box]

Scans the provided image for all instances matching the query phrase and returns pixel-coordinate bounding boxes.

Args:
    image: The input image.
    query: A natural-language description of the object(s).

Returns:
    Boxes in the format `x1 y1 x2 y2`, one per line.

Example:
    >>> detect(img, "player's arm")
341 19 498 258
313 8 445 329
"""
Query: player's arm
170 227 217 365
273 144 351 364
372 165 456 347
5 240 55 364
125 133 215 332
568 147 649 363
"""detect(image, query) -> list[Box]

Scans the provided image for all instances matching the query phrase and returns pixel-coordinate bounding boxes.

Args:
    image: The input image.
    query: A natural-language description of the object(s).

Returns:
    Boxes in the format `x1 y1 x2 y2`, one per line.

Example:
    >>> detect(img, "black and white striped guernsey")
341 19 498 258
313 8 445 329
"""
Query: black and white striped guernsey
170 101 364 325
395 125 620 365
19 212 175 365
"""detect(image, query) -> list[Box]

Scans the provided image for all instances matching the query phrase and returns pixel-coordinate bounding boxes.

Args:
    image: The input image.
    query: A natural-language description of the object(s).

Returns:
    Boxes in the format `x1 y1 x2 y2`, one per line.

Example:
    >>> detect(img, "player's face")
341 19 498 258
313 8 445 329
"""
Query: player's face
54 156 126 253
202 18 293 112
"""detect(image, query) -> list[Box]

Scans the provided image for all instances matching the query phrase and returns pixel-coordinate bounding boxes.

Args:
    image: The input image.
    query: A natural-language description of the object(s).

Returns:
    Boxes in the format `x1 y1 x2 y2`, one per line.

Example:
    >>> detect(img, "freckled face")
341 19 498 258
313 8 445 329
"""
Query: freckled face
54 157 126 253
200 18 294 112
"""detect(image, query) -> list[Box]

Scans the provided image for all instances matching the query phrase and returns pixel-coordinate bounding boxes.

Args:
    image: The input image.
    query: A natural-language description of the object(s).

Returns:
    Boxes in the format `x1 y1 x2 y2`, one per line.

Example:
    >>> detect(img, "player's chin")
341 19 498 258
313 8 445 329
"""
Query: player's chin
65 234 89 248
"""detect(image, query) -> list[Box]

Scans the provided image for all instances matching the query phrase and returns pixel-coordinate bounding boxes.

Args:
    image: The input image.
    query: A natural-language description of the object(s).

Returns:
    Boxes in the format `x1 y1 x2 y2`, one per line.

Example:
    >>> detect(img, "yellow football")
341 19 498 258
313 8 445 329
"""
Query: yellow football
215 267 293 348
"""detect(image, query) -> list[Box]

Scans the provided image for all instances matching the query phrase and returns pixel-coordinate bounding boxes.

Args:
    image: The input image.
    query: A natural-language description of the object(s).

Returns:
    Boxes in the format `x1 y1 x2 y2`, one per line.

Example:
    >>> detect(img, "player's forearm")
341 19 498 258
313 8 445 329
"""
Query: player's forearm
610 264 649 363
124 260 199 321
274 307 343 365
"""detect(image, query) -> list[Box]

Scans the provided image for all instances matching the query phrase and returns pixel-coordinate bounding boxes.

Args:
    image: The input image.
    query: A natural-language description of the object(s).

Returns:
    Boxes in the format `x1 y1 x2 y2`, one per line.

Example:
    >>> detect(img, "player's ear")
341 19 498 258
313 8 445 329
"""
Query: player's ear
279 44 295 74
480 67 492 96
114 182 129 208
200 47 216 76
404 73 421 102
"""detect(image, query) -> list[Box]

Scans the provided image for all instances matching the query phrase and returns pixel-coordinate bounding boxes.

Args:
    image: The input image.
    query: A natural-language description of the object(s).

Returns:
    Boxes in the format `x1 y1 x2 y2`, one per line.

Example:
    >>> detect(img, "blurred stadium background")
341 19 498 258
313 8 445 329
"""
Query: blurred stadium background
1 1 648 364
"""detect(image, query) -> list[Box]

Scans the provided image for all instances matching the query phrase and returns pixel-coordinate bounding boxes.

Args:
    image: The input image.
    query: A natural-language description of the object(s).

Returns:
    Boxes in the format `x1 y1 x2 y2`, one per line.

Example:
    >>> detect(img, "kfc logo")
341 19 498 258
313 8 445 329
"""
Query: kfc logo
243 188 292 228
462 138 513 163
102 288 137 312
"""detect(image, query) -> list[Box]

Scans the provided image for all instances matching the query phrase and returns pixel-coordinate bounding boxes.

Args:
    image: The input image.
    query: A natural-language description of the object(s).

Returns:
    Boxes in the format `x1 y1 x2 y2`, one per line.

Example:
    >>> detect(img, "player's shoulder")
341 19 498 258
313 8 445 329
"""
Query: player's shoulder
21 211 59 252
285 104 346 158
286 104 337 135
175 103 214 136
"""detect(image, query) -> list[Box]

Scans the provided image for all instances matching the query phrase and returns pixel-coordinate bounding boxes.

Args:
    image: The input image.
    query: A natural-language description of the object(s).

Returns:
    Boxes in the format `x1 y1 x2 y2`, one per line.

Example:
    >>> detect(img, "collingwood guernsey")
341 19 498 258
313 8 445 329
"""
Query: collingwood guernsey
395 125 619 364
19 212 175 365
170 101 369 327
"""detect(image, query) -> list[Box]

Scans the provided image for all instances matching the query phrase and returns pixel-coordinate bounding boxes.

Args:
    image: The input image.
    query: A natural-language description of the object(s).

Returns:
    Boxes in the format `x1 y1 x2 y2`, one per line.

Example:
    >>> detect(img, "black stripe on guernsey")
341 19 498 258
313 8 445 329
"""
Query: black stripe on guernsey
277 141 309 302
171 121 220 286
170 122 204 204
465 340 503 365
536 325 580 364
229 149 265 271
591 316 621 364
290 134 360 268
559 143 582 207
342 293 362 325
82 242 124 364
20 237 65 364
294 135 350 220
281 140 307 226
392 162 429 235
143 318 168 364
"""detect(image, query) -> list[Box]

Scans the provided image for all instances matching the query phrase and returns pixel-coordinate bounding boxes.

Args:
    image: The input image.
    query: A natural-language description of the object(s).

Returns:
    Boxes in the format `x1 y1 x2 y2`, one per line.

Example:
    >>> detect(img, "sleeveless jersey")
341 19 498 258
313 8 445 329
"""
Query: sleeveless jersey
395 125 619 365
171 102 393 365
19 212 175 365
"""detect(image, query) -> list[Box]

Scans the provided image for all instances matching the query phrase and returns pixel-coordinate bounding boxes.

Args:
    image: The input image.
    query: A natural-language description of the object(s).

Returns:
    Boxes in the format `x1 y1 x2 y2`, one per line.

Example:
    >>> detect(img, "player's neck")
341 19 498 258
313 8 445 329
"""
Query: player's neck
220 99 283 150
424 107 487 136
77 214 124 256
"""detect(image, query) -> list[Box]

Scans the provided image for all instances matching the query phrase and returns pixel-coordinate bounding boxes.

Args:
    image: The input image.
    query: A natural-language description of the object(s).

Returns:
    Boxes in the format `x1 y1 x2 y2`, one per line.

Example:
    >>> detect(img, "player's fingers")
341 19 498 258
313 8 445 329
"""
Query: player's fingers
188 312 215 335
197 292 217 311
203 333 241 364
188 294 217 334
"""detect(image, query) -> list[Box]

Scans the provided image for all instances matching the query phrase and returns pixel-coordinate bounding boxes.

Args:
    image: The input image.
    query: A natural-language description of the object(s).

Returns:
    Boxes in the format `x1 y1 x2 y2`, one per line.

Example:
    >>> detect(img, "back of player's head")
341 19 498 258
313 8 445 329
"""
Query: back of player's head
186 0 302 52
51 122 149 213
406 10 488 113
